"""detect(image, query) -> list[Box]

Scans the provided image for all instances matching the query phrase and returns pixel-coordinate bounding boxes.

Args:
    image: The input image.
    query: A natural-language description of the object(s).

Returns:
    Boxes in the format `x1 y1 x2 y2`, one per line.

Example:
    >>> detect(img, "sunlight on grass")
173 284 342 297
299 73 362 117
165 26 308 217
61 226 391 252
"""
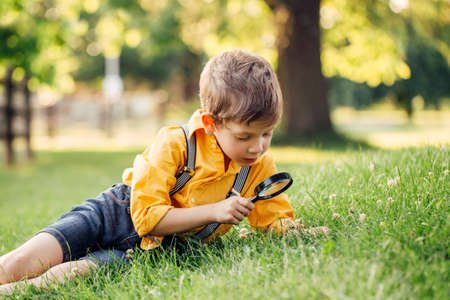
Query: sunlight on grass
333 108 450 149
3 108 448 168
27 108 450 153
271 146 348 164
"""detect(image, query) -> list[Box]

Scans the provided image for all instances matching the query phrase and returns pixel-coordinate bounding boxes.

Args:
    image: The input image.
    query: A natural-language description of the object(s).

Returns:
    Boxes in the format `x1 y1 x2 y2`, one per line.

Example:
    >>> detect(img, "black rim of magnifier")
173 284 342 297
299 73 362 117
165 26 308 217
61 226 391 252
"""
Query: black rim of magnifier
254 172 293 200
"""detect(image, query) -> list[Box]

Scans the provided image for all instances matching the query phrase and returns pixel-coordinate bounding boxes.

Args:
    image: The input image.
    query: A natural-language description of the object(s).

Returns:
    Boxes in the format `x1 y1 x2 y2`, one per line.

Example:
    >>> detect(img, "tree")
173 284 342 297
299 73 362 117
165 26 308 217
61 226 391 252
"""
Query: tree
265 0 331 135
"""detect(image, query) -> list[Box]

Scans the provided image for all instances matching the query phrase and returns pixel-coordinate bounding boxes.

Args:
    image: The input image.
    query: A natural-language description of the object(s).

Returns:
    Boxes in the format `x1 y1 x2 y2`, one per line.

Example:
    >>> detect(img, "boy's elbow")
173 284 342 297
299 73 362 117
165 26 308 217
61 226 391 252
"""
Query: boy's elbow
130 205 174 237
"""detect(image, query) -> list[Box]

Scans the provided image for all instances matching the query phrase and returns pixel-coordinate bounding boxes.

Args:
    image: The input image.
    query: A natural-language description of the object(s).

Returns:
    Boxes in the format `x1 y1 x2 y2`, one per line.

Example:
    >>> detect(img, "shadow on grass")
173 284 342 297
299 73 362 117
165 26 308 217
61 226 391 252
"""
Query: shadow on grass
272 128 375 151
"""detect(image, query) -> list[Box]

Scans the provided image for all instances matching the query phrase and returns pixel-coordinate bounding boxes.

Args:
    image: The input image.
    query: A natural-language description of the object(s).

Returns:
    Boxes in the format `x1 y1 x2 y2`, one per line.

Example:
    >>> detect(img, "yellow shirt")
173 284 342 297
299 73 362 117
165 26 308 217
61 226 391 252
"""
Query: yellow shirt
122 110 294 250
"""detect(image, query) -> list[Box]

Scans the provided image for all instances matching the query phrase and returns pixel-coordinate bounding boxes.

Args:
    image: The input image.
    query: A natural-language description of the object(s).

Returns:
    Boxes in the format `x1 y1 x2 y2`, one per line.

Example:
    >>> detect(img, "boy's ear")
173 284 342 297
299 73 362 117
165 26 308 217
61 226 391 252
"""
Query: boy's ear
201 113 216 133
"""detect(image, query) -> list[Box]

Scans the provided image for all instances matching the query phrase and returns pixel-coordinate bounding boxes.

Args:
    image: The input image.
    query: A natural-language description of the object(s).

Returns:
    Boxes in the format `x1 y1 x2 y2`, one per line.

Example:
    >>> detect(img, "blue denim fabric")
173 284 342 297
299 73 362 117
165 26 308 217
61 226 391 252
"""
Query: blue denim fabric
40 184 141 265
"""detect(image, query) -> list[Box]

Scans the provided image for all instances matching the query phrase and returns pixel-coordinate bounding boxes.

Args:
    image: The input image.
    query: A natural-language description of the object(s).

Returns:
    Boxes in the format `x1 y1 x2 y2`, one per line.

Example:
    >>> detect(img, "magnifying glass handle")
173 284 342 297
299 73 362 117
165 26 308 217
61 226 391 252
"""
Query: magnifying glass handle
250 195 258 203
230 188 259 203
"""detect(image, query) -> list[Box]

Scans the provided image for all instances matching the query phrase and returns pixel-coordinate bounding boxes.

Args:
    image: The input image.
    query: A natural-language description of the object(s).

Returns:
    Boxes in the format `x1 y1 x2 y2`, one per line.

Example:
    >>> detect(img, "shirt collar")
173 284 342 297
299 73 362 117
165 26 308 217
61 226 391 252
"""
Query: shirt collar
187 109 206 138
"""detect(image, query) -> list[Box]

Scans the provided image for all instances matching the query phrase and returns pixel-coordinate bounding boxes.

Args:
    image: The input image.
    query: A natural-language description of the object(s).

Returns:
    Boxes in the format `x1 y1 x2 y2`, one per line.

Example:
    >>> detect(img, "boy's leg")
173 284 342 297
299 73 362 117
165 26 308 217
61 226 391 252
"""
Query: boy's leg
0 258 97 295
0 232 63 284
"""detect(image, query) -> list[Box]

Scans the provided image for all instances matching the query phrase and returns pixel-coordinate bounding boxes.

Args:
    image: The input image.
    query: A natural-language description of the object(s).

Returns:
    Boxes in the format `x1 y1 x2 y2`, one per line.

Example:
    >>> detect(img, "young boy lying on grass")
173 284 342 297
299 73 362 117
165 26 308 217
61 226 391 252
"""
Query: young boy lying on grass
0 49 298 294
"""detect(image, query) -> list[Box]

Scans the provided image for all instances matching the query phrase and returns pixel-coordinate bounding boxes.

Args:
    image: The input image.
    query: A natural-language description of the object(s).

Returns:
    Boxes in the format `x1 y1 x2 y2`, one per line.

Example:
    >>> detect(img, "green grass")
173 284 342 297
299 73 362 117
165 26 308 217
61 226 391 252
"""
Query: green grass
0 146 448 299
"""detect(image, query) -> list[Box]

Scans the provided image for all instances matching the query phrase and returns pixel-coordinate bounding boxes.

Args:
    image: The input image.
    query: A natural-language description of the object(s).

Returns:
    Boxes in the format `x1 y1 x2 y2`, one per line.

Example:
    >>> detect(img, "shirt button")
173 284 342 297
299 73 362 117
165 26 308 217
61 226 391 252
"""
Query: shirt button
191 197 196 204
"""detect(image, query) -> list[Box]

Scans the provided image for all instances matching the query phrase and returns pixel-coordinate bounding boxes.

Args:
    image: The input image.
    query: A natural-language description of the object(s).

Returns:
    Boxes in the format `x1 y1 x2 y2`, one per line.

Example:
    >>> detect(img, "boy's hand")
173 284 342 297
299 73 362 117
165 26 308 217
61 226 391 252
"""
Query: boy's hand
212 196 254 224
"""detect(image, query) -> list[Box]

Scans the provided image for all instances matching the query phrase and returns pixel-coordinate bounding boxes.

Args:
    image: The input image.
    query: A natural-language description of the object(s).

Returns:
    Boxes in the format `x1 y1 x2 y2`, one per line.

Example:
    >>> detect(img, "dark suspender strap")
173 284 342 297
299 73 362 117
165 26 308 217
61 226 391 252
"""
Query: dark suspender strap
231 165 251 194
169 125 196 196
194 165 252 240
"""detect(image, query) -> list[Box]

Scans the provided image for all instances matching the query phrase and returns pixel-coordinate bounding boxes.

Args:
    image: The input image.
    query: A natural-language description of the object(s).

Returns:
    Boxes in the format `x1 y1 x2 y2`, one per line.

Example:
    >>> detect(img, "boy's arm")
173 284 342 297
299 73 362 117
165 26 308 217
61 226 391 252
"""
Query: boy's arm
150 196 254 235
127 126 184 238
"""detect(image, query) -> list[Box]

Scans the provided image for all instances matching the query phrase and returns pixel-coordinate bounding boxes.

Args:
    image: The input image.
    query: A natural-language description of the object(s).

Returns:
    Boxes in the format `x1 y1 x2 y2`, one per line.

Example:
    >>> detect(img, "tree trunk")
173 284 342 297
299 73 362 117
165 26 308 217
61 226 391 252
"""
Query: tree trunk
266 0 331 135
4 67 14 165
22 75 33 160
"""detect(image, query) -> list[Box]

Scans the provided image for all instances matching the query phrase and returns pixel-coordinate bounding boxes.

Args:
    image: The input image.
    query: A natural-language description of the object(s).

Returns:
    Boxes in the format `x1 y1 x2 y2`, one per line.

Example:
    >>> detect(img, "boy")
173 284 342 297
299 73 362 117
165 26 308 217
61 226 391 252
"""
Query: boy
0 49 294 294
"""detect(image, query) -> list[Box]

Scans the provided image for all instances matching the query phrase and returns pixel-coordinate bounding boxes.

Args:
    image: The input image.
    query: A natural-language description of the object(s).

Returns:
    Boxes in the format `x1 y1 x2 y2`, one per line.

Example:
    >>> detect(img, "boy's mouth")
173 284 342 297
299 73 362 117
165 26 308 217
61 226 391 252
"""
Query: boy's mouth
243 157 257 164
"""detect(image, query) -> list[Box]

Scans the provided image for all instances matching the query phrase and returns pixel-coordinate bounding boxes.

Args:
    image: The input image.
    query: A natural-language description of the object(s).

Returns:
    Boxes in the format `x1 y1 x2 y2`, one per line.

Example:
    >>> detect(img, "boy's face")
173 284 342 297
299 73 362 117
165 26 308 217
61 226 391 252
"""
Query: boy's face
213 119 274 166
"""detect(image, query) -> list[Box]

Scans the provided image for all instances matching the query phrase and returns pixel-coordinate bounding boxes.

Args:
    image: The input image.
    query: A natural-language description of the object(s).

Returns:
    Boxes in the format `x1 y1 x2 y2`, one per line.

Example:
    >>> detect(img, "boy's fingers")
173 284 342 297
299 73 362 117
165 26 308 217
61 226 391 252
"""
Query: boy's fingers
236 206 250 217
238 198 254 210
232 210 245 222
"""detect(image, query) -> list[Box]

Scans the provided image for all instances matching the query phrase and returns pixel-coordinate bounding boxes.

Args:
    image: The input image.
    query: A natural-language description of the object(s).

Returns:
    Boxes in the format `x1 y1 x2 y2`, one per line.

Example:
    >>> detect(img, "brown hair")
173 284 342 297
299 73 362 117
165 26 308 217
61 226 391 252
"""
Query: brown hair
199 49 282 125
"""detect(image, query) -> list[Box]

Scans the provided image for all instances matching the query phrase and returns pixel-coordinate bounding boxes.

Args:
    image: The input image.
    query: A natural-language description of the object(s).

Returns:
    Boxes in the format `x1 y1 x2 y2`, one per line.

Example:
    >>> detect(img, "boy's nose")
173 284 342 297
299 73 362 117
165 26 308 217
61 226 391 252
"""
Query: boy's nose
248 139 264 154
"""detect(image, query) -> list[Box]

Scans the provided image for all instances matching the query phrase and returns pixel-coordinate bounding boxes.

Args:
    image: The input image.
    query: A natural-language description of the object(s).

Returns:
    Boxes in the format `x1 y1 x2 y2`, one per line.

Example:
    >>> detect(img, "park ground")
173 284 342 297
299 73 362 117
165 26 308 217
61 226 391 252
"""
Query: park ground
0 107 448 299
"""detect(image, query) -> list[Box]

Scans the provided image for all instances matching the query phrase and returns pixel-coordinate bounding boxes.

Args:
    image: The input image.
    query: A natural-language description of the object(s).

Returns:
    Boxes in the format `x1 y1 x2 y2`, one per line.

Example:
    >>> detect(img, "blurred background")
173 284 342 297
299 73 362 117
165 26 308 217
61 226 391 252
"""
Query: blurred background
0 0 449 164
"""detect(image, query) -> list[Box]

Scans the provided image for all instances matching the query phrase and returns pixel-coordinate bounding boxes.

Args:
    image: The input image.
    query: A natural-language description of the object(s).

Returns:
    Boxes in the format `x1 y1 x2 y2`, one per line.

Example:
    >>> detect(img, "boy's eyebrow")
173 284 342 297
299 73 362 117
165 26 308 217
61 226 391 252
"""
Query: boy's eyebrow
224 124 274 135
223 124 248 135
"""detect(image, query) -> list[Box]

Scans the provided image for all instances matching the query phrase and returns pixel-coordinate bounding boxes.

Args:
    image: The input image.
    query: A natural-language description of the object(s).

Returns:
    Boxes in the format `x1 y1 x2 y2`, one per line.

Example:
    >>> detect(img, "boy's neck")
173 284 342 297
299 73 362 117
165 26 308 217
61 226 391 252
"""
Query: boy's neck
224 155 231 172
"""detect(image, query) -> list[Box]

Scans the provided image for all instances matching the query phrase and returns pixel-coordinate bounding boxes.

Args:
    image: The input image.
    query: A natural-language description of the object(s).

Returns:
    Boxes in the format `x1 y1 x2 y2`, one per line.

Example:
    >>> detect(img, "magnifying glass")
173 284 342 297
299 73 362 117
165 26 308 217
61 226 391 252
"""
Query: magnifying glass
194 172 293 240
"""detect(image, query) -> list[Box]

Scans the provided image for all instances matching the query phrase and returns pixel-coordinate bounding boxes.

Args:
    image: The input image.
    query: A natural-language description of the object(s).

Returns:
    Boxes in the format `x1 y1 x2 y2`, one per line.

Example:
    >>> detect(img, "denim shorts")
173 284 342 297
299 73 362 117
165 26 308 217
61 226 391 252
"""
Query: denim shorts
40 184 141 265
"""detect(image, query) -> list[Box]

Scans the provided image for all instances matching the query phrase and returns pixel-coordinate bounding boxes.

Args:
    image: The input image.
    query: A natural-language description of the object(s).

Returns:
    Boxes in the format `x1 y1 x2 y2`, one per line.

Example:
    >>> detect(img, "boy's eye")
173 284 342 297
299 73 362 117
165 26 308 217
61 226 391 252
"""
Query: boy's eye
236 136 250 141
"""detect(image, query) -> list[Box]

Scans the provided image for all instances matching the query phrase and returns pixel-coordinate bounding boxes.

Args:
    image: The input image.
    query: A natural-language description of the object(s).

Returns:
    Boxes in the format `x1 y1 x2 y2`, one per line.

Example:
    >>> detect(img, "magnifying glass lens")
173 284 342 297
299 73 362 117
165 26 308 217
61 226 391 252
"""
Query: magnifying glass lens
258 179 291 197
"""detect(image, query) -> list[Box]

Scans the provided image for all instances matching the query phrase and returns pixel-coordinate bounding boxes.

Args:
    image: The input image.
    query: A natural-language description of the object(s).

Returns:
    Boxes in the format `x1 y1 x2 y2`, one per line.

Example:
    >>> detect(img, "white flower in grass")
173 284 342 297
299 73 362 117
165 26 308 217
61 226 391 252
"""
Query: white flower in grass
125 248 134 259
306 226 330 236
369 161 375 172
415 236 425 243
329 193 336 201
332 212 341 220
387 197 394 206
359 213 366 222
428 172 433 177
387 176 400 188
146 287 162 297
295 219 307 231
348 177 355 187
239 228 250 239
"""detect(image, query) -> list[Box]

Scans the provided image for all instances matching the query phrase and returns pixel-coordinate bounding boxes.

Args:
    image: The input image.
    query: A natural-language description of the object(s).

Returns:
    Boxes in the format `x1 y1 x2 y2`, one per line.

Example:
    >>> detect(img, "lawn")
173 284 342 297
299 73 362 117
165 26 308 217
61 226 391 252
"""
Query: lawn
0 143 448 299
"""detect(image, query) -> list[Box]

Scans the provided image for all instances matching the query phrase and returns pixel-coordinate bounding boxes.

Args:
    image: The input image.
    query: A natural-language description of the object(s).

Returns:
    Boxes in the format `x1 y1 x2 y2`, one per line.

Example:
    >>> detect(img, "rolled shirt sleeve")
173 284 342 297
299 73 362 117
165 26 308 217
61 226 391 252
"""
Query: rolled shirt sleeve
127 127 186 239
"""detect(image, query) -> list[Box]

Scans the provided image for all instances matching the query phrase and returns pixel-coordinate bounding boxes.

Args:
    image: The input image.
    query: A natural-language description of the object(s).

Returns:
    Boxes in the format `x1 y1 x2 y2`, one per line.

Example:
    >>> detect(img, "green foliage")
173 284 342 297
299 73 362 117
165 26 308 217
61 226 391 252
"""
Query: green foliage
72 0 204 92
327 76 374 109
0 146 448 299
327 30 450 114
177 0 277 61
322 0 449 114
0 0 80 90
392 32 450 112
